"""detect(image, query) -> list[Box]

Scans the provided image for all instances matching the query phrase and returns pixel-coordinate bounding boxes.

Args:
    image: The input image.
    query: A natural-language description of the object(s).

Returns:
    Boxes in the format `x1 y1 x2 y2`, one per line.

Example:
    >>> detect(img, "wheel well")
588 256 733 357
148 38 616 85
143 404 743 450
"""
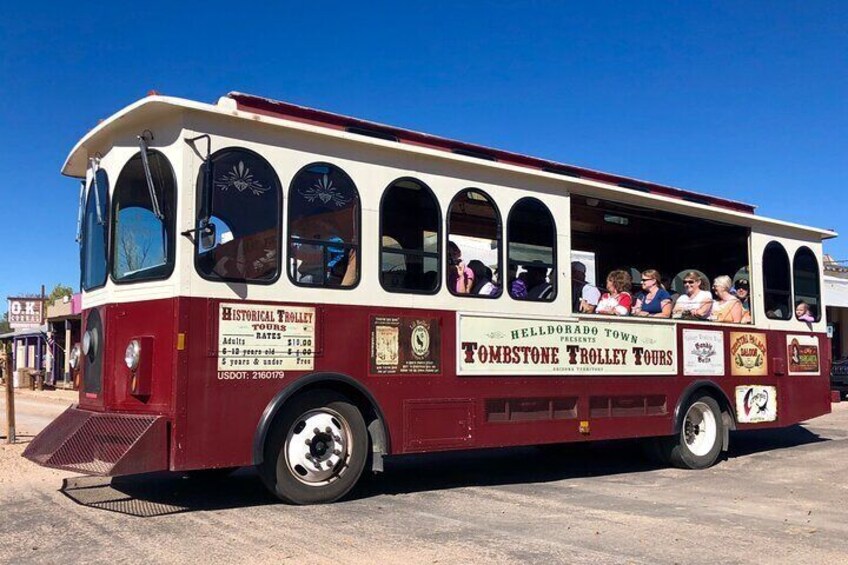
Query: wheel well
673 381 736 450
253 373 389 471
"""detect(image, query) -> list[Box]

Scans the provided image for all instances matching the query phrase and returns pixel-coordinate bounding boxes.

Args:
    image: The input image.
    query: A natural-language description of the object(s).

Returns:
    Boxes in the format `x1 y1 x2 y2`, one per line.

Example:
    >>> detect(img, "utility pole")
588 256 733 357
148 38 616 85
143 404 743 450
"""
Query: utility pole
4 343 15 444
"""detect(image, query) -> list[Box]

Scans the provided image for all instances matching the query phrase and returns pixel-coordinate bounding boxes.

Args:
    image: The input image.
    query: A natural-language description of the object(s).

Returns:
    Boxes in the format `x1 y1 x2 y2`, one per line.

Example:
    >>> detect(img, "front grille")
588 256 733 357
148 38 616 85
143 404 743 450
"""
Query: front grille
23 406 168 476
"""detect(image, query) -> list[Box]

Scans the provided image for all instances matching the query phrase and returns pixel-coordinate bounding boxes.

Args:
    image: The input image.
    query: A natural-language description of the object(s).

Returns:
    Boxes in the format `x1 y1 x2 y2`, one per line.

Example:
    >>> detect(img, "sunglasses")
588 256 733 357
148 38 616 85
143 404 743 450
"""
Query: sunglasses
683 280 697 284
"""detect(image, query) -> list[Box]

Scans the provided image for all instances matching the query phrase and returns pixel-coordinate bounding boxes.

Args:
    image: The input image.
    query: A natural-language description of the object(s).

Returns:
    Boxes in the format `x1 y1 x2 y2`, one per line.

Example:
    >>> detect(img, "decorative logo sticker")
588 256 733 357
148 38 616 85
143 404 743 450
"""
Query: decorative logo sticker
787 335 820 375
729 332 768 376
215 161 269 196
298 174 352 207
735 385 777 423
683 329 724 376
370 316 440 375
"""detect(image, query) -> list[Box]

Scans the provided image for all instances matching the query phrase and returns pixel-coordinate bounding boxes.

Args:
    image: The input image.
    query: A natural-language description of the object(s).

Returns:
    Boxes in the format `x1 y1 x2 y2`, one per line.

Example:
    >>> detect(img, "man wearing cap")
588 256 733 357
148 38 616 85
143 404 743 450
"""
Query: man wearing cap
735 278 751 323
572 261 600 313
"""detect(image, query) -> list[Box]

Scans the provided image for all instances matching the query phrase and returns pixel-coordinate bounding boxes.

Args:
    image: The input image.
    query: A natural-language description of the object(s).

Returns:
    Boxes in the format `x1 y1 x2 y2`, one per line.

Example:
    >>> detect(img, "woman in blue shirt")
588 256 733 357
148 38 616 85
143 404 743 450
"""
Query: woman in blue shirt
633 269 673 318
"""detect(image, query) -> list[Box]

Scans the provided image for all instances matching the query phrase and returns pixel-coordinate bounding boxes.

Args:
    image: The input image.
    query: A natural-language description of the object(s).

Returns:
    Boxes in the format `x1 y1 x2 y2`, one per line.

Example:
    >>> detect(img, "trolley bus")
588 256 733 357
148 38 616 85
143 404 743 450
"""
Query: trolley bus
25 92 834 504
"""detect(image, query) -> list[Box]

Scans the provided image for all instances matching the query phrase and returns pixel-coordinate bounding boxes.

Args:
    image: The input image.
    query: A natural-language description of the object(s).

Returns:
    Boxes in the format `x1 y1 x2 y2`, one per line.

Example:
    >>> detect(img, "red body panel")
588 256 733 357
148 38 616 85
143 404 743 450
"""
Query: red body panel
71 297 832 474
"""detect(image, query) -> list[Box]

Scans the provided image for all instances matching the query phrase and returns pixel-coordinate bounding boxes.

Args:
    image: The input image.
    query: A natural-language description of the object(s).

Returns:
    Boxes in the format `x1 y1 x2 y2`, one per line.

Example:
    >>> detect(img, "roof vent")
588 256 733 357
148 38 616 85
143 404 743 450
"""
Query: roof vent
618 181 651 193
682 195 711 206
345 126 399 143
452 148 497 161
542 166 582 178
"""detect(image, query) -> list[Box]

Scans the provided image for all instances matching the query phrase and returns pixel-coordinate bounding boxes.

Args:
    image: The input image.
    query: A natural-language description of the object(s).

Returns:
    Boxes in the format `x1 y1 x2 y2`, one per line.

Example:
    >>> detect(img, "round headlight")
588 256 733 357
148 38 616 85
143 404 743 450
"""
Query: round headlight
124 340 141 370
82 330 92 355
69 344 81 370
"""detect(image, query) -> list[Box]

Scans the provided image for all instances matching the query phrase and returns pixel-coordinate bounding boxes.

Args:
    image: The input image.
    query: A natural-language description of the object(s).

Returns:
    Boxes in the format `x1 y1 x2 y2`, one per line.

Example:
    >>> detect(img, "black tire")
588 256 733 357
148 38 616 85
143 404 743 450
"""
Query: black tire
663 395 724 470
259 390 368 505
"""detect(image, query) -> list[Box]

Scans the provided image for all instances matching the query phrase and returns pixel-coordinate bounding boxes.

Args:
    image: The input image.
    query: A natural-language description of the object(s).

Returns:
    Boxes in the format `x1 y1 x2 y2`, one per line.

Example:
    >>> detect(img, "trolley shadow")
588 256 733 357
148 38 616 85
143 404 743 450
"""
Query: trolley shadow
60 424 826 516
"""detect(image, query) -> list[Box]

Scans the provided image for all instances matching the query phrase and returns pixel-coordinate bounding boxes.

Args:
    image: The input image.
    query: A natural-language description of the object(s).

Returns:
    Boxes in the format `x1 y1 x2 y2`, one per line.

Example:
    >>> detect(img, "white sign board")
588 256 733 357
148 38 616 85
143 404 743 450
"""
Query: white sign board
217 303 315 380
735 385 777 423
458 314 677 375
7 298 44 329
682 329 725 376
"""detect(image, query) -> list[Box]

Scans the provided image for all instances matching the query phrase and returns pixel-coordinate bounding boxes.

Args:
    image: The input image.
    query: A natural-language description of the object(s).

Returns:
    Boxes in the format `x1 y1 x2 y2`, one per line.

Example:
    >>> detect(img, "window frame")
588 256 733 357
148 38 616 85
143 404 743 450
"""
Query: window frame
378 177 442 295
762 240 792 321
193 146 283 285
286 161 362 290
80 168 110 292
109 149 178 285
446 187 503 299
506 196 557 302
792 245 822 322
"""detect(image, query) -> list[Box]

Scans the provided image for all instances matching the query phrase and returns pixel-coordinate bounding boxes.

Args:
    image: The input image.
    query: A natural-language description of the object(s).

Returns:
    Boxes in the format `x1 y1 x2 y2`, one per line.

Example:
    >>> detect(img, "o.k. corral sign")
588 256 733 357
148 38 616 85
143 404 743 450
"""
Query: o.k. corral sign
7 297 45 329
458 314 676 375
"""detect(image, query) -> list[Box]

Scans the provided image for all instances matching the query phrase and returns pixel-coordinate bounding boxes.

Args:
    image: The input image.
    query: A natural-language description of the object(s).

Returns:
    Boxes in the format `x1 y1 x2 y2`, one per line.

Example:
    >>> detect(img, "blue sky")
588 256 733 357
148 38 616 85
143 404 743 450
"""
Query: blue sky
1 2 845 314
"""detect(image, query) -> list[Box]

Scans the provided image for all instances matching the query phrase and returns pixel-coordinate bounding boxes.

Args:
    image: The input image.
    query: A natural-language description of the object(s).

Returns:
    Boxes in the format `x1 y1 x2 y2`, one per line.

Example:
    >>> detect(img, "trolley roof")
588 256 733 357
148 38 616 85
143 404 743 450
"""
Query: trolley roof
62 92 836 241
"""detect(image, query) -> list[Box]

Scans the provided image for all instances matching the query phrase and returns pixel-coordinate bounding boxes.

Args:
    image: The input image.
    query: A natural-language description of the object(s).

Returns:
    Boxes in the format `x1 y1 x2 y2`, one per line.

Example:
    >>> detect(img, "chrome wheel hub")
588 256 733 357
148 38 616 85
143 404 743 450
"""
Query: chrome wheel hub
285 409 351 485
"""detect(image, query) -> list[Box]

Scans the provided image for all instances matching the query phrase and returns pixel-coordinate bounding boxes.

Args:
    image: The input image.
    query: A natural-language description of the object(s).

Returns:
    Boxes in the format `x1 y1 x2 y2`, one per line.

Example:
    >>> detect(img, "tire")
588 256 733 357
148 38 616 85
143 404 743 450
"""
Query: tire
259 390 368 505
665 395 724 470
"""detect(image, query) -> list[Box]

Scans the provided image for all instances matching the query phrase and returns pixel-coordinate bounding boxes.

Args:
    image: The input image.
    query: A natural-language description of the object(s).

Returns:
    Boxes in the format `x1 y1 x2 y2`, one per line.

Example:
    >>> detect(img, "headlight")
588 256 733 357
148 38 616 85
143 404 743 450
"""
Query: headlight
69 344 81 370
82 330 92 355
124 340 141 370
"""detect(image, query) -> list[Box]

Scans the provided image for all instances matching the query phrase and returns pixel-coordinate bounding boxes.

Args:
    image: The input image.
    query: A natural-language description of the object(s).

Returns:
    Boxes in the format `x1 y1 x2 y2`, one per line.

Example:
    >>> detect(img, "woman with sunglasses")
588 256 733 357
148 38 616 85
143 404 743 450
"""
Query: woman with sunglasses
709 275 743 323
672 271 712 320
633 269 672 318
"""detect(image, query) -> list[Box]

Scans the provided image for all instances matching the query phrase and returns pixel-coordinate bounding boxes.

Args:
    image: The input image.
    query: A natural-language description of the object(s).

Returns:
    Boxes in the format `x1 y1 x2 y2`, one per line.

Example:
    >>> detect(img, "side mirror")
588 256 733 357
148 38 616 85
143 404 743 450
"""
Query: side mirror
199 220 217 251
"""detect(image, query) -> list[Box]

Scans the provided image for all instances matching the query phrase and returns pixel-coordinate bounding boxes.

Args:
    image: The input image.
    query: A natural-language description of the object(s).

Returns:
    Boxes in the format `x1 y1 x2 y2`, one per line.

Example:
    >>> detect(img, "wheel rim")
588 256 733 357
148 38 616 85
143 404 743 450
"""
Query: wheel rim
683 401 717 457
284 408 352 486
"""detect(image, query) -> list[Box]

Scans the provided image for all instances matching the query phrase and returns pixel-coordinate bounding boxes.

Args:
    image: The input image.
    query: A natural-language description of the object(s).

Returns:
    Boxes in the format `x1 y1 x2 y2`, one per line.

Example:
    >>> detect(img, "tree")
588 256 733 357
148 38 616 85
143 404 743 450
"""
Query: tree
0 311 10 334
46 284 74 307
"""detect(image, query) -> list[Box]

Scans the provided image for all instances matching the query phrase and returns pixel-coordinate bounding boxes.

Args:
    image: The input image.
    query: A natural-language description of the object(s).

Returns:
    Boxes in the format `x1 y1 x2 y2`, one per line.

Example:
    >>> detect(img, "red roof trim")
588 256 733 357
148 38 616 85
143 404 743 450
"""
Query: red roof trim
228 92 755 214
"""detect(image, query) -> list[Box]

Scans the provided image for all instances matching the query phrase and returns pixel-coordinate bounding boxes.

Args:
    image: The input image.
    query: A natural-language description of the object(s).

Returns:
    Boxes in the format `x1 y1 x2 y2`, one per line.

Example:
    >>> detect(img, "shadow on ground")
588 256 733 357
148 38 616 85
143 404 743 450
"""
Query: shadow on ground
60 424 826 517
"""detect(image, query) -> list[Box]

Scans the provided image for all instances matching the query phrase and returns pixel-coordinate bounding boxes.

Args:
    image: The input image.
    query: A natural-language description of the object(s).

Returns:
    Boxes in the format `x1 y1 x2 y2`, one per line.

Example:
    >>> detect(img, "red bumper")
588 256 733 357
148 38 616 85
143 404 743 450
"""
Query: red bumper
22 406 169 476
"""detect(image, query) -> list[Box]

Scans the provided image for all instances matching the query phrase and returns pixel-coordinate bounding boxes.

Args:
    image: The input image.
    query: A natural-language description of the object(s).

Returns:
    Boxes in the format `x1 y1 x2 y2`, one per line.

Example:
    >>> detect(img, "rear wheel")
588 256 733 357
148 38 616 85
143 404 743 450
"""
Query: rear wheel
665 395 724 470
260 390 367 505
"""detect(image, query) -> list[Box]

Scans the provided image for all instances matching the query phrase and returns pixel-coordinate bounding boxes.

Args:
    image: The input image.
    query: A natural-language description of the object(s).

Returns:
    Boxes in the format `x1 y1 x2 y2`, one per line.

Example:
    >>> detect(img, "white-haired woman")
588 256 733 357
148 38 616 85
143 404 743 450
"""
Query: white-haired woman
710 275 743 323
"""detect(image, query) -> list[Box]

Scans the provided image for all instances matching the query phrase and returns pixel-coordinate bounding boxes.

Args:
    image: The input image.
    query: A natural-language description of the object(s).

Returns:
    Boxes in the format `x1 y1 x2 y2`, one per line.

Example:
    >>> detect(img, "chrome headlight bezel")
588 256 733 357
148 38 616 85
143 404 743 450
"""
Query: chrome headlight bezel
124 339 141 371
69 344 81 370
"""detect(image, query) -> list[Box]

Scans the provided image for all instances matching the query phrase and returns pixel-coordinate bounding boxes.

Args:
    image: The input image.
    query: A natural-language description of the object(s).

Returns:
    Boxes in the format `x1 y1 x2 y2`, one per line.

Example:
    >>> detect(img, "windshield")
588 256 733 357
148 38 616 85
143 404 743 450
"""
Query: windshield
112 151 176 282
81 169 109 290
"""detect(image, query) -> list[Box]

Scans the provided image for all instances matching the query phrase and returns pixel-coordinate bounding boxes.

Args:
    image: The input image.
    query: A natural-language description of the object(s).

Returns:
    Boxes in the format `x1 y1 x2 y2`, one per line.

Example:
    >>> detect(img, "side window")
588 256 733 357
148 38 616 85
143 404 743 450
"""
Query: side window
380 179 440 293
793 246 821 322
763 241 791 320
288 163 360 287
112 150 177 282
447 189 501 298
195 148 281 283
81 168 109 291
507 197 556 301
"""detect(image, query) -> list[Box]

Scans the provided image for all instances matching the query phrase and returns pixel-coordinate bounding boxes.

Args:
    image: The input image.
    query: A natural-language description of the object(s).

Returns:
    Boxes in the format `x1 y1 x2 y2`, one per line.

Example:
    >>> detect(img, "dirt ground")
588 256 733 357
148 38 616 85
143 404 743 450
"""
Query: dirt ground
1 396 847 564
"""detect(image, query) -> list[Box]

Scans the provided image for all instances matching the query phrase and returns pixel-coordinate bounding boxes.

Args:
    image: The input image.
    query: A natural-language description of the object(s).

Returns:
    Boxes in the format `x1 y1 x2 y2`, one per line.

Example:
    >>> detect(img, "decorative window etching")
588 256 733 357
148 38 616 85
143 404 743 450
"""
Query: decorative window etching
298 174 352 207
215 161 269 195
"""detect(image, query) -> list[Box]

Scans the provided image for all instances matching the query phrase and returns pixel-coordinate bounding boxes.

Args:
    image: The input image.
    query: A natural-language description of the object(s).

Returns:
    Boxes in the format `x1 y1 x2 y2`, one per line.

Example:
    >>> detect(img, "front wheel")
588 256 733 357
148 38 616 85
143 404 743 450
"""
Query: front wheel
260 390 368 505
665 395 724 470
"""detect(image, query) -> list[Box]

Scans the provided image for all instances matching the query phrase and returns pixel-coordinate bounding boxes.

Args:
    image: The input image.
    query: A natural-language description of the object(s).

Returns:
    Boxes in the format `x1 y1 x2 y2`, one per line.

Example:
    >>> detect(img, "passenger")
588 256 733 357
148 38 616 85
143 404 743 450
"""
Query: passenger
734 278 751 323
525 262 554 300
710 275 743 323
447 241 474 294
672 271 712 319
796 301 815 322
571 261 601 313
596 270 633 316
468 260 498 296
508 263 527 299
633 269 672 318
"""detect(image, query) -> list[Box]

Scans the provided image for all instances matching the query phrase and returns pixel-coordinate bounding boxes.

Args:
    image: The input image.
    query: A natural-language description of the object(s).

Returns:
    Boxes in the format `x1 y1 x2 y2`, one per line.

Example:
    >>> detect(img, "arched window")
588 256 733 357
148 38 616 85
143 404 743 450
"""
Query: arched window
81 168 109 290
380 178 440 293
111 150 177 283
288 163 360 288
793 247 821 322
763 241 791 320
447 189 501 298
195 148 281 283
507 197 556 301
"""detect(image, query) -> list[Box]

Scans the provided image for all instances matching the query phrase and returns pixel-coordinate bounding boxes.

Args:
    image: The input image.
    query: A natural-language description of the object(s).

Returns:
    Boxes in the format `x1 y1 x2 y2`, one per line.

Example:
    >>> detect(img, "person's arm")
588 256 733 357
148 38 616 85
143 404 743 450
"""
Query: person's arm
730 300 743 323
614 293 632 316
341 249 357 287
463 266 474 293
654 299 672 318
693 293 712 319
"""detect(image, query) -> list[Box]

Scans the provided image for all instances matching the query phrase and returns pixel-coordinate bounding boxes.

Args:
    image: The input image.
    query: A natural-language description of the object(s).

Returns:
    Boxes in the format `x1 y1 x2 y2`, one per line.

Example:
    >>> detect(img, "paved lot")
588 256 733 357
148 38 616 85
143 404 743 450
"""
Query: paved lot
1 392 847 564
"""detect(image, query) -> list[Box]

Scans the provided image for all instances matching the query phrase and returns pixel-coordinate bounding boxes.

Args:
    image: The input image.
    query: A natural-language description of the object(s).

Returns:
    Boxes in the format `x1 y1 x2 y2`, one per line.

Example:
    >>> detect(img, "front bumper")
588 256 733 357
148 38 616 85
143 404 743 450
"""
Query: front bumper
22 406 168 476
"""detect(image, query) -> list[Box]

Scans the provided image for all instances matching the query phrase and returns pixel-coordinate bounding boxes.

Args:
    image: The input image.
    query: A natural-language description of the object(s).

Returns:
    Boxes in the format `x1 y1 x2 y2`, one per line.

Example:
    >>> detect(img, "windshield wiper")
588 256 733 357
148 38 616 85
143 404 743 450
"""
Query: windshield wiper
75 179 85 242
137 130 165 221
88 157 104 226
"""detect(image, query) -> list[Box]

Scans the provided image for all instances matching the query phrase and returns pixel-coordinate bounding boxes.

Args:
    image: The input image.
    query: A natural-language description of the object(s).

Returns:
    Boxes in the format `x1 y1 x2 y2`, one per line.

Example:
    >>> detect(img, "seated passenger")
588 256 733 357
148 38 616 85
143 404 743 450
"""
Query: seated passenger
448 241 474 294
672 271 712 320
633 269 672 318
572 261 601 313
596 269 633 316
508 263 528 299
734 278 752 323
710 275 743 323
468 260 498 296
796 301 815 322
525 262 554 300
